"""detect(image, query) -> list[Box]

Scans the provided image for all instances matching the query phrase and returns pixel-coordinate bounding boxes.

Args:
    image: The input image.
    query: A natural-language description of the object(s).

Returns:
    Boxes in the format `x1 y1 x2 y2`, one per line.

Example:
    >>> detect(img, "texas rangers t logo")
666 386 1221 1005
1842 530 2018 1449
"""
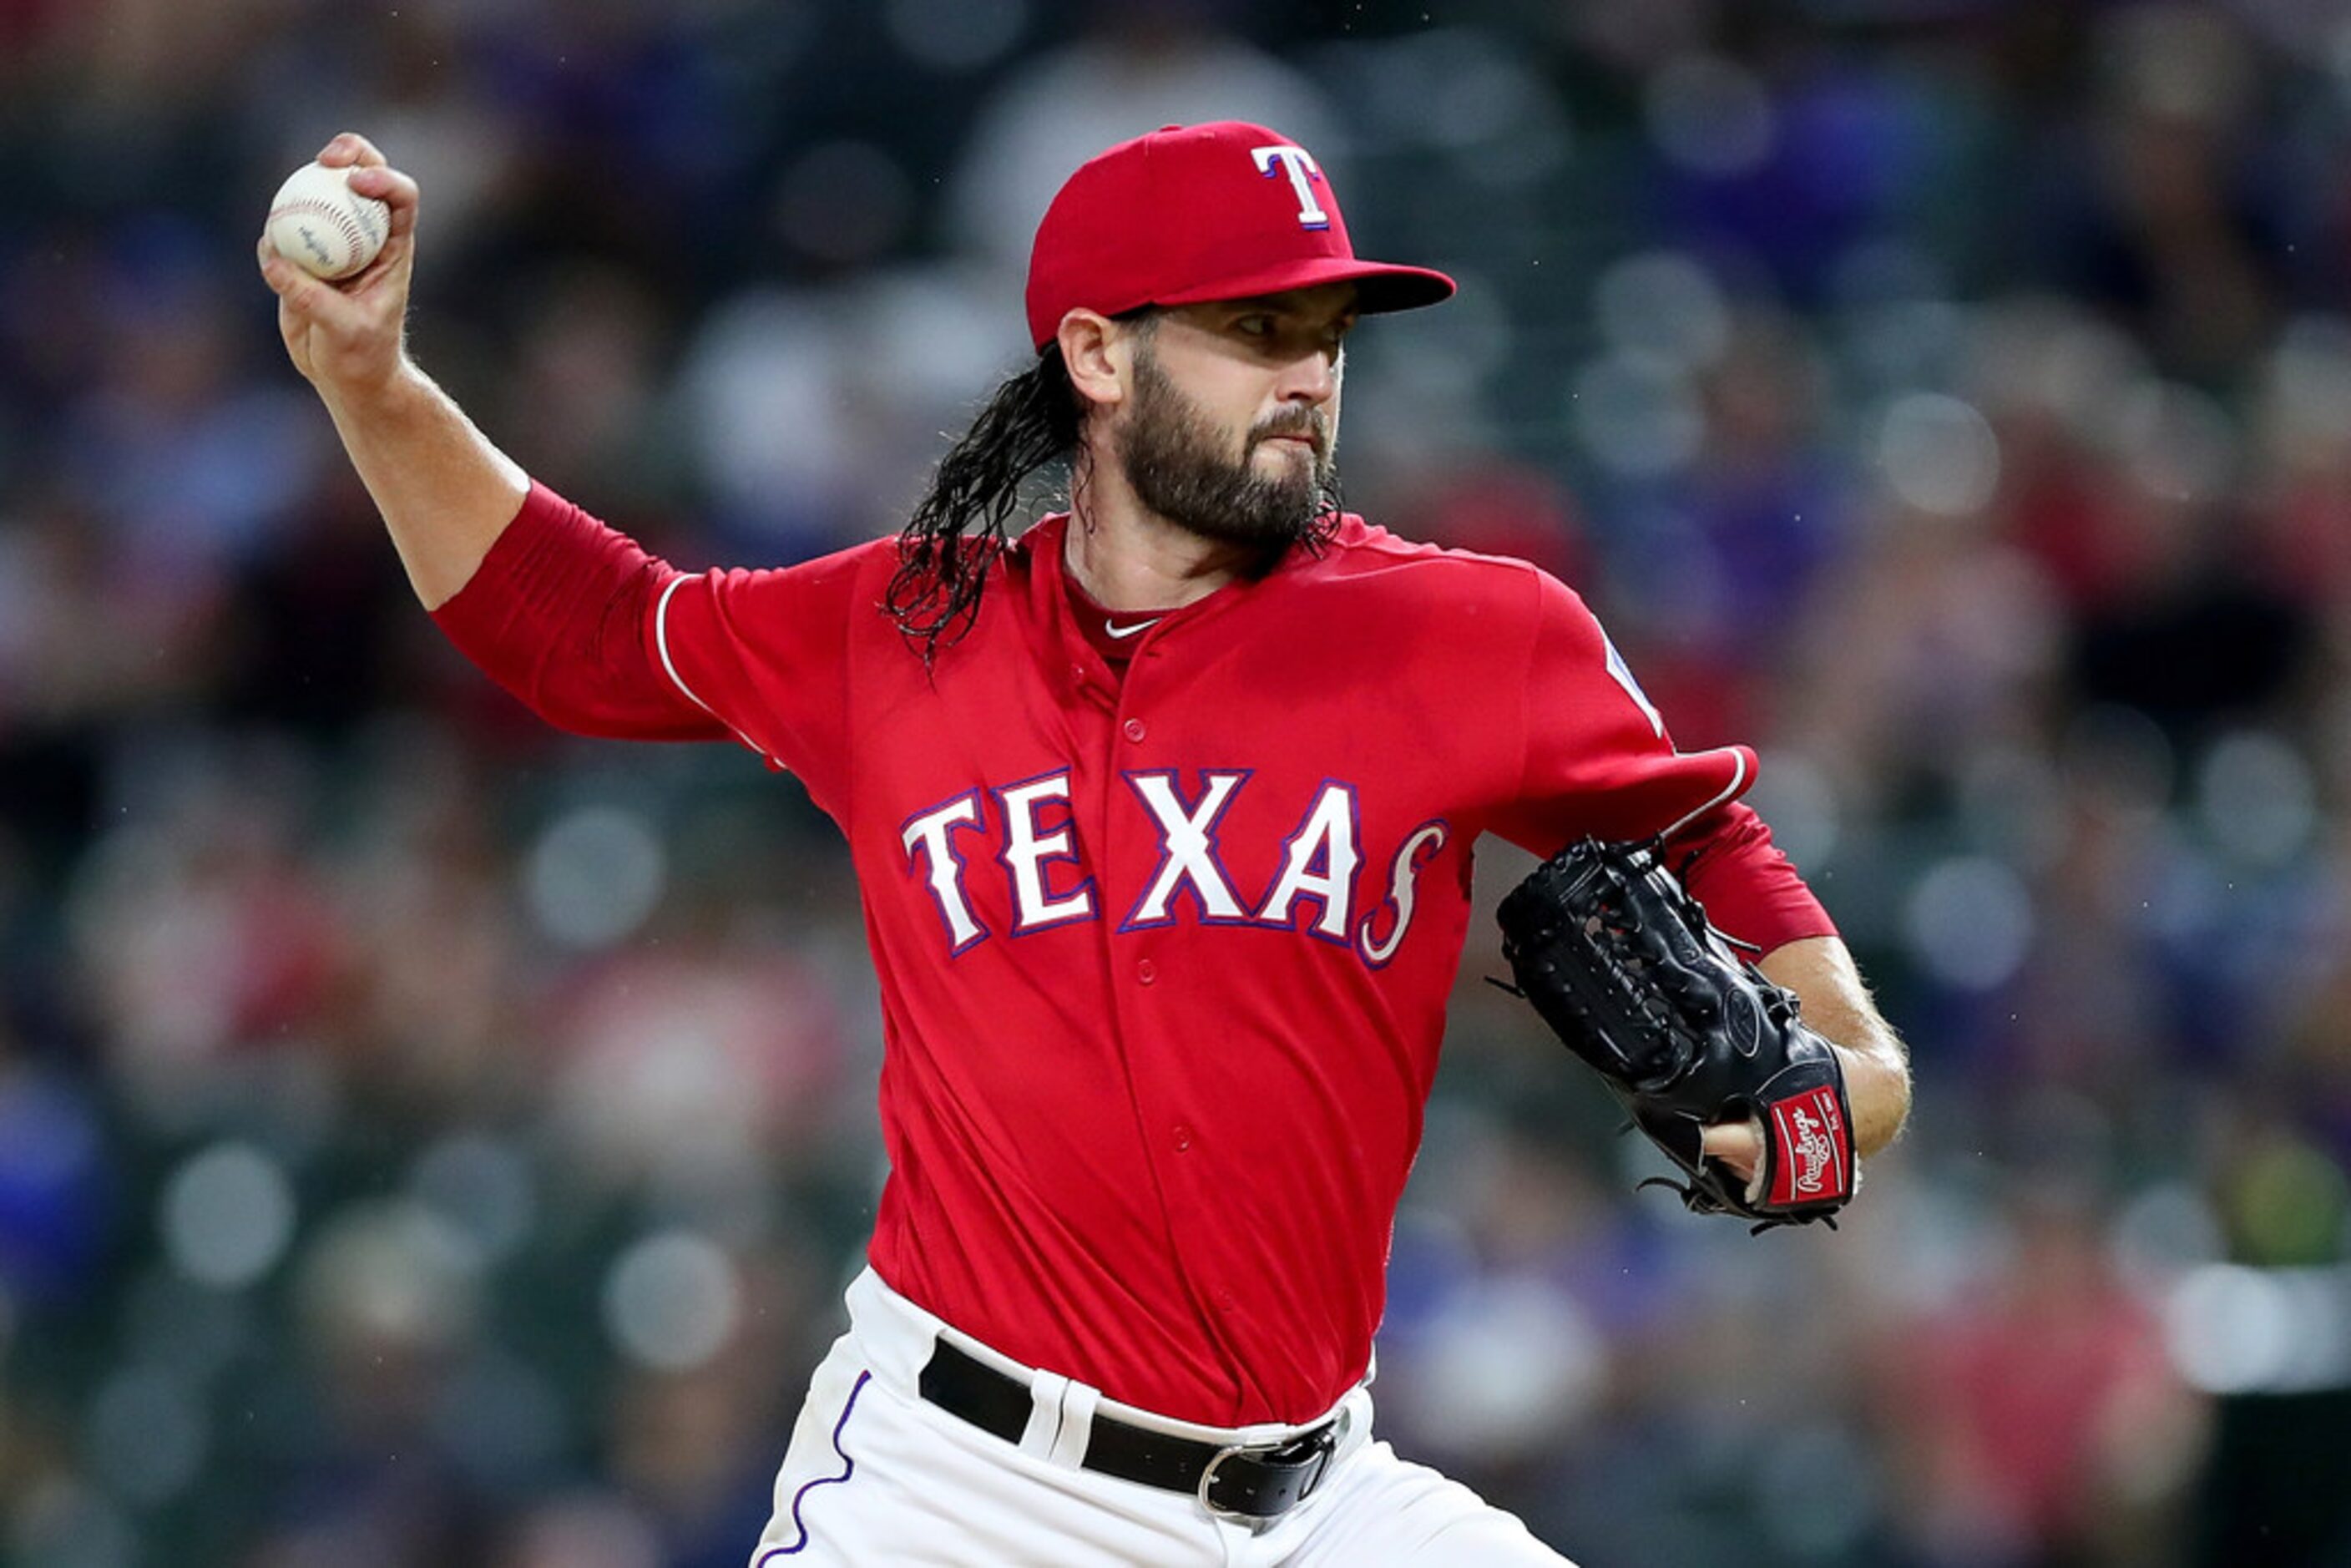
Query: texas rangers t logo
1252 144 1331 230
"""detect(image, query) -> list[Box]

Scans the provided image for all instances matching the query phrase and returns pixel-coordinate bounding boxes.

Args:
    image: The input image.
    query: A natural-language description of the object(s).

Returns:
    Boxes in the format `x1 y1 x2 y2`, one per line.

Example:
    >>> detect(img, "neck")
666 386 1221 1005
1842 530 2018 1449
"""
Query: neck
1062 447 1261 612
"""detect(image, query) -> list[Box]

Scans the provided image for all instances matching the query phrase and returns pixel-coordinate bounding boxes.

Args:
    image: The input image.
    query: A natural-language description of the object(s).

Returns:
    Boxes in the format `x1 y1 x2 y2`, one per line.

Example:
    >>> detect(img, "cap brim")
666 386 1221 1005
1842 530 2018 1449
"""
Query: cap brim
1154 256 1456 316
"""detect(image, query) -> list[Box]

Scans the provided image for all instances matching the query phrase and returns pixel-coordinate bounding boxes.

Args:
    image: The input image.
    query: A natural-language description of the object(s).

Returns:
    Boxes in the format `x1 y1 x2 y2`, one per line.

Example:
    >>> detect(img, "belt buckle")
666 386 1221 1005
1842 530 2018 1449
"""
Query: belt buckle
1195 1422 1338 1523
1196 1443 1253 1521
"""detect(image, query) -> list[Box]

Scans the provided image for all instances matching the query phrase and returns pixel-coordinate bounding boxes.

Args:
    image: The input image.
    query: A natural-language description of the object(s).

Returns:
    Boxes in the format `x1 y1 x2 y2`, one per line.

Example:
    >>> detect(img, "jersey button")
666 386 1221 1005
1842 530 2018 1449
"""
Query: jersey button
1122 718 1147 742
1171 1125 1192 1151
1136 959 1157 984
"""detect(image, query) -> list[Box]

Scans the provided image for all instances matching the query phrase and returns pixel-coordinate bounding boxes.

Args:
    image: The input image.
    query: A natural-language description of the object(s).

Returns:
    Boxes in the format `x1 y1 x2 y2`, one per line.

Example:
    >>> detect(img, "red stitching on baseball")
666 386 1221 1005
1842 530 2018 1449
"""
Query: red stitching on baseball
270 197 377 266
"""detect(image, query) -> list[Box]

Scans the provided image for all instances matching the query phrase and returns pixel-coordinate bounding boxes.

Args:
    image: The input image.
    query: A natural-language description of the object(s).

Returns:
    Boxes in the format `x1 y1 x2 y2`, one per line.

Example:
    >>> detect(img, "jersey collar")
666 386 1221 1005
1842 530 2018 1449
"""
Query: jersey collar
1011 511 1341 698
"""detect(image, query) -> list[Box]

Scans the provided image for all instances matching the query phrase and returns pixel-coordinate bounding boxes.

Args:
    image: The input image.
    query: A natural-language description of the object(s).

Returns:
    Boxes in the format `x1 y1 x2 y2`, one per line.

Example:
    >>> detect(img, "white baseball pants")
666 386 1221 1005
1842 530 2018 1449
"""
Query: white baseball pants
746 1269 1572 1566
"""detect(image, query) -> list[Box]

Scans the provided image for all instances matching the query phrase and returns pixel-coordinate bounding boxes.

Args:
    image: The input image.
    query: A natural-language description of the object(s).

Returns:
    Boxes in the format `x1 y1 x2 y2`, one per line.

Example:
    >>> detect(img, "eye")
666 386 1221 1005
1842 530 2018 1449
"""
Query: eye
1233 314 1276 338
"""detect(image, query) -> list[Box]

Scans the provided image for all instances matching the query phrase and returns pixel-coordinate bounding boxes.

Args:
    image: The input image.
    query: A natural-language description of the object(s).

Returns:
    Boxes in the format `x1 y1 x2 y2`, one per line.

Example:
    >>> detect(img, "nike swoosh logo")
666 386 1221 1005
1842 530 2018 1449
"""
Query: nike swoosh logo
1105 619 1160 640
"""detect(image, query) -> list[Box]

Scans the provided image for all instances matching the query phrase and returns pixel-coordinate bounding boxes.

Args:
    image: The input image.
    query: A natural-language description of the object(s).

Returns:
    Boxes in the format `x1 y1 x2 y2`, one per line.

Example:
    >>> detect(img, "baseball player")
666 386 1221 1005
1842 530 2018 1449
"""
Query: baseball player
260 123 1910 1565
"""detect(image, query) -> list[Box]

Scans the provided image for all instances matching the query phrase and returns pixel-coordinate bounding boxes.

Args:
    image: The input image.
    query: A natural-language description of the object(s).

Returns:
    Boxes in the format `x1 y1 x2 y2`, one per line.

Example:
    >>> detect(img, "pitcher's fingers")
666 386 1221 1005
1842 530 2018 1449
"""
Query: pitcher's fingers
255 235 298 294
257 241 340 316
345 164 421 240
345 164 416 208
316 131 387 169
1699 1116 1762 1179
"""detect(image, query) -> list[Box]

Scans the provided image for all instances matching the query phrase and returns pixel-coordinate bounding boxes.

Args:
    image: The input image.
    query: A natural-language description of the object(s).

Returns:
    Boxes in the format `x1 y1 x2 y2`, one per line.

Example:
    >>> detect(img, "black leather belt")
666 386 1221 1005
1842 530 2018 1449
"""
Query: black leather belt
916 1339 1342 1520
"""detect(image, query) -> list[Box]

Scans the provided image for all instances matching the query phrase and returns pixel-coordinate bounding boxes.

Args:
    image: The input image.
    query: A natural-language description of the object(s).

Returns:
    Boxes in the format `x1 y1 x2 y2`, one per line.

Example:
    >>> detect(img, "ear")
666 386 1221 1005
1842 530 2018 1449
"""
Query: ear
1057 310 1129 417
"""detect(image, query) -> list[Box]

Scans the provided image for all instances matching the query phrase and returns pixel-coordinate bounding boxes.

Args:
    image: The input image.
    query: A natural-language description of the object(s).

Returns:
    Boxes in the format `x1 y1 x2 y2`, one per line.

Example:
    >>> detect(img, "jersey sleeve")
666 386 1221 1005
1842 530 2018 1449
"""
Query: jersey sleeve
646 544 870 817
430 481 720 741
1666 799 1838 952
1487 569 1836 952
430 481 871 817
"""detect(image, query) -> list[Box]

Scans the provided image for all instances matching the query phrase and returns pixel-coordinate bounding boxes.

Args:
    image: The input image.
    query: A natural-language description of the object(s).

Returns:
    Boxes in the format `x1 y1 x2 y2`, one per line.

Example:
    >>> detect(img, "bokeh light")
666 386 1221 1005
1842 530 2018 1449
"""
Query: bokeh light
1876 392 2000 518
525 804 668 951
159 1142 296 1292
603 1231 742 1372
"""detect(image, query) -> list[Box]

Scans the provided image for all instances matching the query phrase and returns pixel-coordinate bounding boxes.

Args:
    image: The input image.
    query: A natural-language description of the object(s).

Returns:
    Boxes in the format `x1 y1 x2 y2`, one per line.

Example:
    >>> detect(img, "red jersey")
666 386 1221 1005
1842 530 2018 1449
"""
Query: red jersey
433 483 1834 1425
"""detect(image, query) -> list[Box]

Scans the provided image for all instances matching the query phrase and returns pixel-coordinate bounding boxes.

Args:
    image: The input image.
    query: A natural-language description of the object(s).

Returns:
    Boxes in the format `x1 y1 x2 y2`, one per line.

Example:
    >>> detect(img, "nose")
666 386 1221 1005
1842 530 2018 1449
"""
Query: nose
1277 345 1339 408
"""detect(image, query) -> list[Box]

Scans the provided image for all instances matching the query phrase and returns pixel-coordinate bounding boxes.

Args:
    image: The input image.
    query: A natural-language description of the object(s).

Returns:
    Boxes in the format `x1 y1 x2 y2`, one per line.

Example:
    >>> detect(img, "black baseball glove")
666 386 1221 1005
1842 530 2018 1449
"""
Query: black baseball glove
1495 838 1856 1231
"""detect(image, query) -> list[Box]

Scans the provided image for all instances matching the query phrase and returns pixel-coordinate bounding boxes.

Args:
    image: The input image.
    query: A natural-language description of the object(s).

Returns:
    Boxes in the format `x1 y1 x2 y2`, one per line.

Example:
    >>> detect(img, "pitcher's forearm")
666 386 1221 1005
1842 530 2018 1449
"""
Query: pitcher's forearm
321 363 528 610
1759 935 1911 1158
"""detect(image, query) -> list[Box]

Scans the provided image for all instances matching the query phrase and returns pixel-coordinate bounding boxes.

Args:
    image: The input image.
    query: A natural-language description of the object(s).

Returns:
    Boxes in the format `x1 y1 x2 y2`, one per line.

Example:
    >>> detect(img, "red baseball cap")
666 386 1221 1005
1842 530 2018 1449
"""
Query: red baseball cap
1024 120 1456 352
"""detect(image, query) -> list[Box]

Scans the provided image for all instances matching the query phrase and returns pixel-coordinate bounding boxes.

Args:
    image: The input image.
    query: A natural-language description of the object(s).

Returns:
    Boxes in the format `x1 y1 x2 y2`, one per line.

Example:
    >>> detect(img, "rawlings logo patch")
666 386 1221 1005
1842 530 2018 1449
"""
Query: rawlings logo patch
1767 1085 1849 1206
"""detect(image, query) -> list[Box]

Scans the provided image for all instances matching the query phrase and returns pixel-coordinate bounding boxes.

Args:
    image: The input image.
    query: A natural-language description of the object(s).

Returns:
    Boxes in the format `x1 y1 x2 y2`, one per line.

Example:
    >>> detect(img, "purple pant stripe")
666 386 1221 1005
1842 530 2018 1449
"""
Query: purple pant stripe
755 1369 871 1560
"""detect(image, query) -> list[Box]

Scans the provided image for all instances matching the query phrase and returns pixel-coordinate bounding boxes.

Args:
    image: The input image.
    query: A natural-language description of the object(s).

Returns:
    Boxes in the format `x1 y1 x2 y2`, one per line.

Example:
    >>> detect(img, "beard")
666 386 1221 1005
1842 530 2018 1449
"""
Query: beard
1111 346 1341 554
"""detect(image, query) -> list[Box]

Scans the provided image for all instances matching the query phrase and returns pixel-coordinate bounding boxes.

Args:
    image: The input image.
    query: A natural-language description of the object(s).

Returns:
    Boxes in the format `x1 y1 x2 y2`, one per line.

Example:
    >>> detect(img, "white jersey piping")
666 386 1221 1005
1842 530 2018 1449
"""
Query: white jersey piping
655 574 771 761
1658 746 1748 842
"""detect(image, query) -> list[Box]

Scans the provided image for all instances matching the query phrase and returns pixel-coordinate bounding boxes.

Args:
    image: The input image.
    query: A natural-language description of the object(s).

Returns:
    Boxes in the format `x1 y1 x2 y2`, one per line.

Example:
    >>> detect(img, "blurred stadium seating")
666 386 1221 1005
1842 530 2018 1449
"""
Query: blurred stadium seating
4 3 2350 1563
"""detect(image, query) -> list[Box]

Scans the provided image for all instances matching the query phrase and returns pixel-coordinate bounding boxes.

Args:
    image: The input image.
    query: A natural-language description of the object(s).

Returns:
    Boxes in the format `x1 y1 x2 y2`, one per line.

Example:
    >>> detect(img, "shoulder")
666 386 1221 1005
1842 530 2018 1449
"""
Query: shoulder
719 531 903 583
1322 513 1548 579
1307 513 1580 621
680 532 902 630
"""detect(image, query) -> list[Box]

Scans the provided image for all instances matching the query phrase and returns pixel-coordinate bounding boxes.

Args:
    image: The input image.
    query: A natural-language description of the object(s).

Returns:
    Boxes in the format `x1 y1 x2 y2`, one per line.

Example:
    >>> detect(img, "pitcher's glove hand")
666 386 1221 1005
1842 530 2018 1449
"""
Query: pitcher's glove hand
1495 839 1856 1231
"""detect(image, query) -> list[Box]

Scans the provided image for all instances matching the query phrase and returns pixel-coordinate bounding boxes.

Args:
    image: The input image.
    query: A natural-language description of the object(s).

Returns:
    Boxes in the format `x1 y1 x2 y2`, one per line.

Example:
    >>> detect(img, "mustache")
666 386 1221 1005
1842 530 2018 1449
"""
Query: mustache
1248 410 1330 453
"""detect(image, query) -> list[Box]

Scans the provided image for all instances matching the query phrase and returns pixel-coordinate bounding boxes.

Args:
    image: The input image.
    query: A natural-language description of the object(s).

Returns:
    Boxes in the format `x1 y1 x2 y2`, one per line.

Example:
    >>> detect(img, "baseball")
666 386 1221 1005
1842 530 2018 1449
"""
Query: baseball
265 161 390 281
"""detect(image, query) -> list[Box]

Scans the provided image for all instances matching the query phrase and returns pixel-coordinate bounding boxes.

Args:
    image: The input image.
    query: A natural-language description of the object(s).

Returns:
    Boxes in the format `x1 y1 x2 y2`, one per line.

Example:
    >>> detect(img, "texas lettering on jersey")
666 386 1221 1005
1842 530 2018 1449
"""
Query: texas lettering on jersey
899 768 1449 967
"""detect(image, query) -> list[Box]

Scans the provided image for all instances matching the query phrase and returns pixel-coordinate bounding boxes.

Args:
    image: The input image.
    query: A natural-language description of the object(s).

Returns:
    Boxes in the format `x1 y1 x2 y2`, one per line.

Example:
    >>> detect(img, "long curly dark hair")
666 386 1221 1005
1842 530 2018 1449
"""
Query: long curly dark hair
888 317 1346 662
886 348 1086 663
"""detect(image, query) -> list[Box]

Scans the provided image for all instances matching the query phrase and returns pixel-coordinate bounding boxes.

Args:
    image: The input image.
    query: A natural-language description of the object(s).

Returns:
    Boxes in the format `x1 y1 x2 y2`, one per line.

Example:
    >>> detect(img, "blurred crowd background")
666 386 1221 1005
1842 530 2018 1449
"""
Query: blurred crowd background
3 0 2350 1564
